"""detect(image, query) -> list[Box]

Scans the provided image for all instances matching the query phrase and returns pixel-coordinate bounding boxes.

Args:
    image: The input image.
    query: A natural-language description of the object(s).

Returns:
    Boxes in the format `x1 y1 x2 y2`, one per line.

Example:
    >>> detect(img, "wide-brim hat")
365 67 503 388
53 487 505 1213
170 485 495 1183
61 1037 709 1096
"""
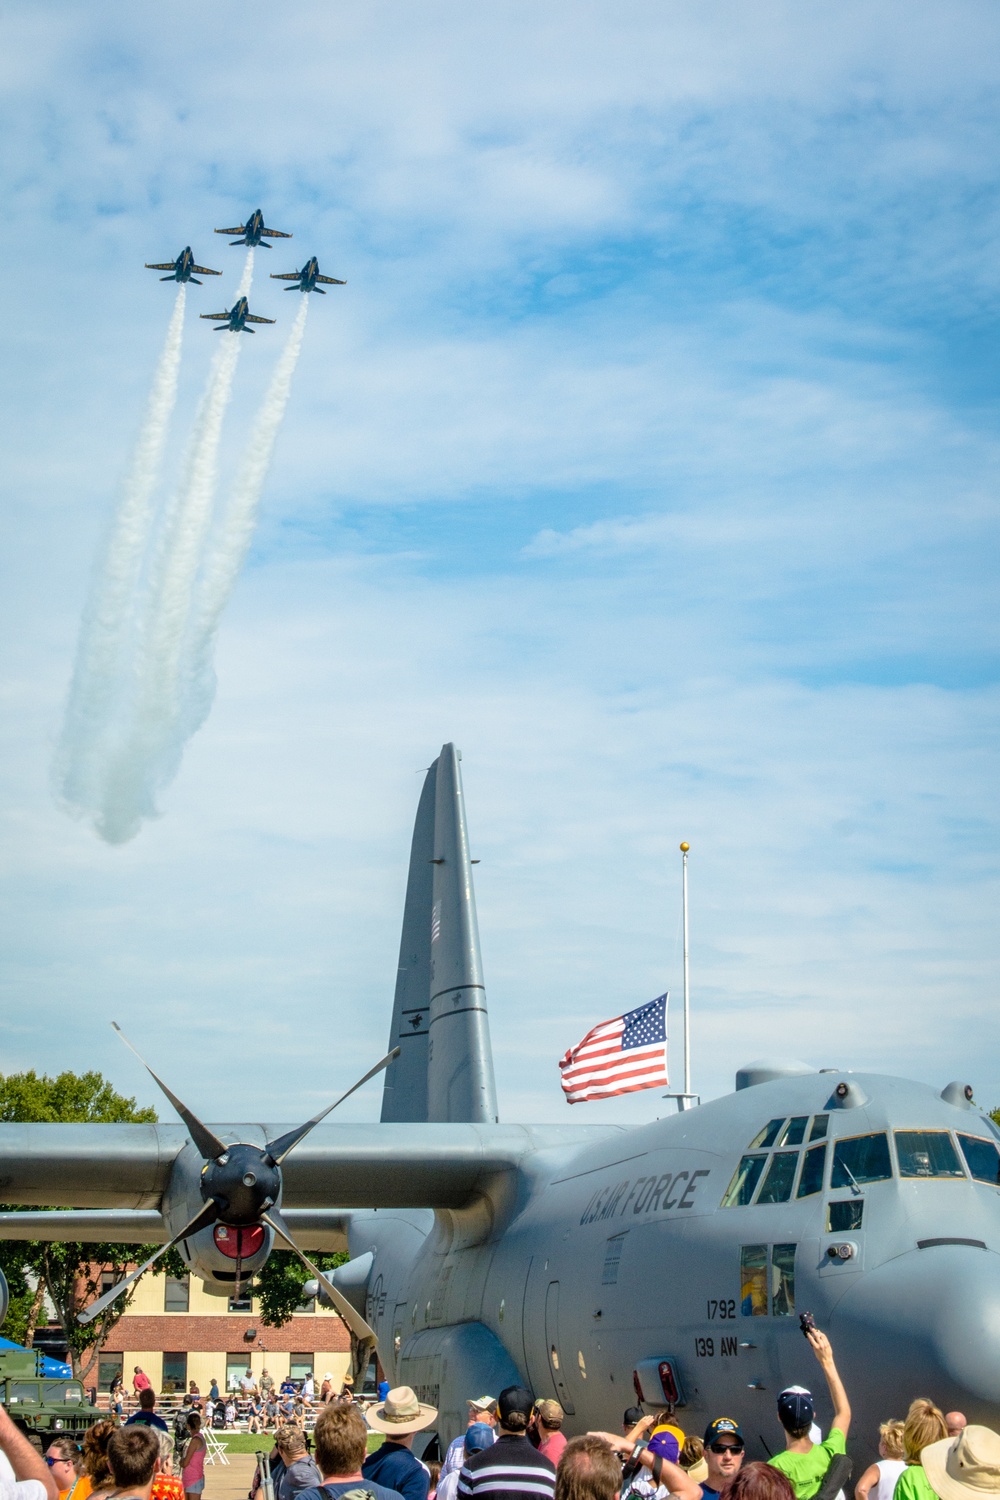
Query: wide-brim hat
367 1385 438 1435
922 1428 1000 1500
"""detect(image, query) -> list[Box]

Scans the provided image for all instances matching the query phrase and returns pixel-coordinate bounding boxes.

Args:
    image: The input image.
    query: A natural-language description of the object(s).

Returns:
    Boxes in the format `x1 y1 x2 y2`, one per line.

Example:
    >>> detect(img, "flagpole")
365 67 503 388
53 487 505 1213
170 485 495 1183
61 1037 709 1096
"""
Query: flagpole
681 841 691 1099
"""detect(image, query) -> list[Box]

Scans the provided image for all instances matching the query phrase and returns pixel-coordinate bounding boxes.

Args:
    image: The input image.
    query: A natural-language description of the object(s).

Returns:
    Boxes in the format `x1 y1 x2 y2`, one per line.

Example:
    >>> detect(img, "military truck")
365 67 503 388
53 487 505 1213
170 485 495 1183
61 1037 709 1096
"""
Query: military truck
0 1348 101 1447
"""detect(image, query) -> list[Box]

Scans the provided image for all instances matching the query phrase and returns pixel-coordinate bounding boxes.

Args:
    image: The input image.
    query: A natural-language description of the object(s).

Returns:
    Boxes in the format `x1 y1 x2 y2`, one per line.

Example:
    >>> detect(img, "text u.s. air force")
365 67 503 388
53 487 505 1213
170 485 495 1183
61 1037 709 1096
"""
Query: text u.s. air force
579 1168 712 1226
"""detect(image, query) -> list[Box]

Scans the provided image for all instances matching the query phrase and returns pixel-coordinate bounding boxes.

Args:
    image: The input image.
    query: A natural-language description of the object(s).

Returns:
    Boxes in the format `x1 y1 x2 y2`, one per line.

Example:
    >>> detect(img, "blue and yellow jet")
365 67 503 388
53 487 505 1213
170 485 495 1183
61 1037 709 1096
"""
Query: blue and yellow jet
145 247 222 285
199 297 276 334
270 257 346 294
214 209 292 248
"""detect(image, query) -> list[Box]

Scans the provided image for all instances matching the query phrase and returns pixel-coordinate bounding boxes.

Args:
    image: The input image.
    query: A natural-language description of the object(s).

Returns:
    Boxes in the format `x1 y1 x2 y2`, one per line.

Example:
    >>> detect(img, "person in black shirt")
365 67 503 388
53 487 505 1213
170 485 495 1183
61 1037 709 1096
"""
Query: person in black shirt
457 1386 556 1500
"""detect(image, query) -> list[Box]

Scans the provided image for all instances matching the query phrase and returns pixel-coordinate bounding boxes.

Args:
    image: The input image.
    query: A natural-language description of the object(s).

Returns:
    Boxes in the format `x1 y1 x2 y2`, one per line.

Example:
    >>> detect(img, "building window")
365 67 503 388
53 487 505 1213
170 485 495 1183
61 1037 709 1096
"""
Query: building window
289 1354 313 1382
162 1353 187 1393
227 1355 251 1391
100 1272 118 1296
228 1291 253 1313
164 1276 190 1312
296 1293 316 1314
98 1354 123 1393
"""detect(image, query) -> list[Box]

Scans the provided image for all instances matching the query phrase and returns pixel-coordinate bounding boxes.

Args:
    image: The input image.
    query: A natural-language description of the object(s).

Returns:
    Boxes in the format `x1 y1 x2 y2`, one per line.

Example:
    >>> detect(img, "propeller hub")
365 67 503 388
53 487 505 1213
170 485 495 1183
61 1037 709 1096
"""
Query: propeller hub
202 1144 280 1227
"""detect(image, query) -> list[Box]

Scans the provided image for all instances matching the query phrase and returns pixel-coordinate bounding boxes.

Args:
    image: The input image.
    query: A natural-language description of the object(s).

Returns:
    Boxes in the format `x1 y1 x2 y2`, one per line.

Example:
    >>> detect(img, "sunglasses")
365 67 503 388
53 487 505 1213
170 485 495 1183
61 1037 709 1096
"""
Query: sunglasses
45 1457 75 1467
710 1443 745 1455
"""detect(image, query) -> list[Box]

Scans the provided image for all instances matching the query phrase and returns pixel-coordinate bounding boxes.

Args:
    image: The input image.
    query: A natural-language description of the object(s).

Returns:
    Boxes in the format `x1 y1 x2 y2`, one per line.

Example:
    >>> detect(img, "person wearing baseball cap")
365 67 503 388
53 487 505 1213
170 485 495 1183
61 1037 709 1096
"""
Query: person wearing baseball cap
532 1403 567 1468
457 1387 556 1500
701 1420 746 1499
584 1421 702 1500
440 1400 499 1483
768 1327 851 1500
920 1425 1000 1500
362 1387 437 1500
438 1427 495 1500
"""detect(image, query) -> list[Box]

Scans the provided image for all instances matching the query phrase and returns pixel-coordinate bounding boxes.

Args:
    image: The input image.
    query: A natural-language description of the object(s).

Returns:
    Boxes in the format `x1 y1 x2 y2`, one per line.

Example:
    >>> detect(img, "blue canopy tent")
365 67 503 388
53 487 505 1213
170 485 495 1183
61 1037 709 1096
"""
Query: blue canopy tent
0 1337 72 1378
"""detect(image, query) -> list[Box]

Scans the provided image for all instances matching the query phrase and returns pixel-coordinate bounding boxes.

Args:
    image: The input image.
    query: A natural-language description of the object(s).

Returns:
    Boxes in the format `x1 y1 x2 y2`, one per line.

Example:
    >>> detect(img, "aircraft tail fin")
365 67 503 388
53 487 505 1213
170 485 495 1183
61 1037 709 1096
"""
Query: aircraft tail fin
381 745 498 1125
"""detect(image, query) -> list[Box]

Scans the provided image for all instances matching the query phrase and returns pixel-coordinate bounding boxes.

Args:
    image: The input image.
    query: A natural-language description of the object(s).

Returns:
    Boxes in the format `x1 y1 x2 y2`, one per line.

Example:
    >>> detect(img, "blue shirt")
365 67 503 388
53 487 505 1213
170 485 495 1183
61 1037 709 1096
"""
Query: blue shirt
300 1483 403 1500
126 1411 169 1432
363 1444 429 1500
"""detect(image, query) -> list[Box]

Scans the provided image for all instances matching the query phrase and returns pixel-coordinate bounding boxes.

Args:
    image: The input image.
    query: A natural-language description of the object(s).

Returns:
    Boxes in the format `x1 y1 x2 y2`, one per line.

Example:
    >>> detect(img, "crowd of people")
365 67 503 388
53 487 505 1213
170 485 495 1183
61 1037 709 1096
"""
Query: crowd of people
3 1323 999 1500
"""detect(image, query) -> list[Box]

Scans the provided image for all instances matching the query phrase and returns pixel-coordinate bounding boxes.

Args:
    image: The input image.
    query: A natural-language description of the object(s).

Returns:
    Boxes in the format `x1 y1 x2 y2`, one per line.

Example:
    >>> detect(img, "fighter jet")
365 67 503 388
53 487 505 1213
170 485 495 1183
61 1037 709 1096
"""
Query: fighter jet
269 257 346 294
144 247 222 285
1 747 999 1462
199 297 276 333
214 209 292 248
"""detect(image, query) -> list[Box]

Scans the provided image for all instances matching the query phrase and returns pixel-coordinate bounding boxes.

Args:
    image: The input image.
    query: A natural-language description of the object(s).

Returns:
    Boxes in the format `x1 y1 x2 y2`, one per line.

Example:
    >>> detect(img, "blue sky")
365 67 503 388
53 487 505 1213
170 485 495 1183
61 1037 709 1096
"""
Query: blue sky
0 1 998 1126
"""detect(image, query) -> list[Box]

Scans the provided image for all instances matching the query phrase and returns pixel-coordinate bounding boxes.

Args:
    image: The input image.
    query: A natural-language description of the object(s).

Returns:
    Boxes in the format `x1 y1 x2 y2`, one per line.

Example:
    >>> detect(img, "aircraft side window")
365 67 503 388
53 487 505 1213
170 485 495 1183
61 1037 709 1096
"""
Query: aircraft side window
809 1114 829 1142
895 1130 965 1179
796 1142 827 1198
756 1152 799 1204
722 1155 767 1207
748 1119 785 1150
831 1132 892 1188
740 1244 768 1315
957 1134 1000 1186
827 1199 863 1232
778 1117 808 1147
770 1243 795 1315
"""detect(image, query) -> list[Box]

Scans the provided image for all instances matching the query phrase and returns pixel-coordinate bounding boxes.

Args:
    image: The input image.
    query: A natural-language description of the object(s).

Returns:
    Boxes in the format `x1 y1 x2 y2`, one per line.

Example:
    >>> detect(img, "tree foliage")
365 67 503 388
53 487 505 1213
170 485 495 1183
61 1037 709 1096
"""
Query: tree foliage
0 1069 159 1381
254 1248 349 1327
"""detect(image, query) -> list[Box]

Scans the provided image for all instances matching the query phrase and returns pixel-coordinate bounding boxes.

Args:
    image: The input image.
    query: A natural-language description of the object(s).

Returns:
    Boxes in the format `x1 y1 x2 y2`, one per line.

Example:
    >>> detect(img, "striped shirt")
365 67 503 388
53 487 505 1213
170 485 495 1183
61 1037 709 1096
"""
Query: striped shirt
456 1435 556 1500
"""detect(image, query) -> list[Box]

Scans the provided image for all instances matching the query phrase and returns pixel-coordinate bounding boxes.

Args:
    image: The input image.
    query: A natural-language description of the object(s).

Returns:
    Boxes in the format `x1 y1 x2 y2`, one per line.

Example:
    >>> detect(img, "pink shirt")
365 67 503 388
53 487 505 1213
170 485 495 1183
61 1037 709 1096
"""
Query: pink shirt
538 1433 567 1467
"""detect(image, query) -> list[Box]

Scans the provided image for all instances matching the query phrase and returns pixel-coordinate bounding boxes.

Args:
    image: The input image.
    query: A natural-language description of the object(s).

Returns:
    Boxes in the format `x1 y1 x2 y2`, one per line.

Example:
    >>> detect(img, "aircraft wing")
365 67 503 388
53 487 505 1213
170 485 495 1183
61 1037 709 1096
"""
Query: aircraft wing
191 265 222 276
200 312 230 321
316 275 347 285
0 1121 619 1212
0 1207 351 1252
269 273 303 281
144 263 178 271
245 313 276 324
261 228 292 239
214 226 246 236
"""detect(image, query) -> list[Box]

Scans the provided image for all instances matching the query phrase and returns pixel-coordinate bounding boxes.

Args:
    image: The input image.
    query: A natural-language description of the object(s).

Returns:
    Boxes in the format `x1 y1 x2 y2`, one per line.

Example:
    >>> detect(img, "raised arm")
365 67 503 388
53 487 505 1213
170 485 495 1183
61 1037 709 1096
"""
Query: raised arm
808 1327 851 1438
587 1433 701 1500
0 1406 58 1500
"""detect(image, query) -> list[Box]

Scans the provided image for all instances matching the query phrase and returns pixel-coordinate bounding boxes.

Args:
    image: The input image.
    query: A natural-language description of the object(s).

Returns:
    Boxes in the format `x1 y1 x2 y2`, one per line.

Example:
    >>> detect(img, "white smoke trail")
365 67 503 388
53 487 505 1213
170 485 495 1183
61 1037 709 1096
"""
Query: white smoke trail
185 294 310 733
55 285 187 817
94 251 255 843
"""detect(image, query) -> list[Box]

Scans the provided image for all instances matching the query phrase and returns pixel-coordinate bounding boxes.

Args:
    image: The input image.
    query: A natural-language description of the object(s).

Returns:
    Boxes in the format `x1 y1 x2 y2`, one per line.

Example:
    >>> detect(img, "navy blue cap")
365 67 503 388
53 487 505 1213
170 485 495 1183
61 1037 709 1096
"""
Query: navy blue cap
704 1418 744 1444
777 1387 815 1430
465 1424 494 1456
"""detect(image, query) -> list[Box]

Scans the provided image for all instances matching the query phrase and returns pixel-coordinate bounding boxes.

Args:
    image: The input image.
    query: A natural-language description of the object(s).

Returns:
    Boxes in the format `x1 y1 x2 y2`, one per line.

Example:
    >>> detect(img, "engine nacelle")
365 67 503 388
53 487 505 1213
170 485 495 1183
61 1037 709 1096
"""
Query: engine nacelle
164 1141 275 1293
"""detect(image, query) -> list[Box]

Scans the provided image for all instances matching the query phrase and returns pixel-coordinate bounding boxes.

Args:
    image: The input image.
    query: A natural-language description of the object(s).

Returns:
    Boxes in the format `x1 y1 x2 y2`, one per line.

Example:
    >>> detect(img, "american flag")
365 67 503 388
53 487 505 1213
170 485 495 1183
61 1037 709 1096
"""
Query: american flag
559 994 669 1103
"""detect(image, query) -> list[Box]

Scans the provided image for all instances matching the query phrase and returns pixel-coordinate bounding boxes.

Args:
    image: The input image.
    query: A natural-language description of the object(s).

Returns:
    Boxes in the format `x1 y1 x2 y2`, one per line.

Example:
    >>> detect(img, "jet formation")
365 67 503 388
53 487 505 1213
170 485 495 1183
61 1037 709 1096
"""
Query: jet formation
146 209 346 330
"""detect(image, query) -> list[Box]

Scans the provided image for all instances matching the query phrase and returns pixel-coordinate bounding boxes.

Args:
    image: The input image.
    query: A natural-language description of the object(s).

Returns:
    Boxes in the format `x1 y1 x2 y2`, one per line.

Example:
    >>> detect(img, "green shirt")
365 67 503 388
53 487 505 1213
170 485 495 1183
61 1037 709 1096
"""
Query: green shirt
893 1467 936 1500
769 1429 847 1500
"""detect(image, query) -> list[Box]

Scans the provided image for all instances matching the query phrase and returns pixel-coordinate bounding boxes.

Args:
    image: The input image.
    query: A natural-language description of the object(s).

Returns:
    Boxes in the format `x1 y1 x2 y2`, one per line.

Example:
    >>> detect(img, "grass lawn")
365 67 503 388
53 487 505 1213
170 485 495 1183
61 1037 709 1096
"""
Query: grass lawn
212 1434 386 1455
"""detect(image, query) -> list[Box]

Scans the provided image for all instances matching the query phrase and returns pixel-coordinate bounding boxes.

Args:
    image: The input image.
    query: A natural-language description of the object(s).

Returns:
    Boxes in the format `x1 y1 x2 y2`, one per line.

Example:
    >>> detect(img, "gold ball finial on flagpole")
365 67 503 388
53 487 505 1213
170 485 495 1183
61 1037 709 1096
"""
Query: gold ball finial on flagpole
679 842 689 852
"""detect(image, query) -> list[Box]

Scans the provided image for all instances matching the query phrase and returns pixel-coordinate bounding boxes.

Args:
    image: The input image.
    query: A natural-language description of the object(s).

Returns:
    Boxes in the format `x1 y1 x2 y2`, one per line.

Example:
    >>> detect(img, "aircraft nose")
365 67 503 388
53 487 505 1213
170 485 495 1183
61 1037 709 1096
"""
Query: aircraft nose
829 1244 1000 1422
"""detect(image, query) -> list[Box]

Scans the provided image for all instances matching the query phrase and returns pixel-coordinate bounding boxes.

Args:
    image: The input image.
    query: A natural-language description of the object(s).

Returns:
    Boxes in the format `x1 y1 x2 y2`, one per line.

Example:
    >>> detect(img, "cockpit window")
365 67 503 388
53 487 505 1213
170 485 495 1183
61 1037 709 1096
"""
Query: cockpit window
756 1152 799 1204
778 1117 808 1148
797 1142 827 1198
831 1132 892 1189
749 1119 785 1150
957 1135 1000 1186
809 1114 829 1142
722 1155 767 1207
895 1131 965 1179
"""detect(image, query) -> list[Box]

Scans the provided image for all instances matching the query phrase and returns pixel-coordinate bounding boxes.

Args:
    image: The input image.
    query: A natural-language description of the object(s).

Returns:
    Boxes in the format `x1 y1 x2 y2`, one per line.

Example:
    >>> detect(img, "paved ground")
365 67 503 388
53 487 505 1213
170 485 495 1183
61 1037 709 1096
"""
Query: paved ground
205 1452 257 1500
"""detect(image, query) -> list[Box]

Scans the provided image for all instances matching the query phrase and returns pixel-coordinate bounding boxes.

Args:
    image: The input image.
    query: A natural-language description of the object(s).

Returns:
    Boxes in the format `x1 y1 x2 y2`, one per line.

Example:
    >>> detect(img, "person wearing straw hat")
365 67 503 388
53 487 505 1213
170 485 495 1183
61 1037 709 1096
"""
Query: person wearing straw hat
920 1427 1000 1500
362 1387 437 1500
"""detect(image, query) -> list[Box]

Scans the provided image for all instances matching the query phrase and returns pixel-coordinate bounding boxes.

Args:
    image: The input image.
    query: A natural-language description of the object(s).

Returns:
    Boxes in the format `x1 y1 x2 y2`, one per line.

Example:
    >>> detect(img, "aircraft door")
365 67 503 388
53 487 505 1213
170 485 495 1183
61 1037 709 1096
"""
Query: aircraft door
544 1281 575 1415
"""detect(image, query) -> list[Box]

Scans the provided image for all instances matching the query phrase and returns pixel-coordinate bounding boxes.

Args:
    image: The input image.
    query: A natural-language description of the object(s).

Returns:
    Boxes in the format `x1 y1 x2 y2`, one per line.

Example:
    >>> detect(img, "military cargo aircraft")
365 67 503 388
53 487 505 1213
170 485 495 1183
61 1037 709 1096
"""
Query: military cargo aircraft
215 209 292 248
270 257 346 294
199 297 276 333
0 745 998 1464
144 248 222 285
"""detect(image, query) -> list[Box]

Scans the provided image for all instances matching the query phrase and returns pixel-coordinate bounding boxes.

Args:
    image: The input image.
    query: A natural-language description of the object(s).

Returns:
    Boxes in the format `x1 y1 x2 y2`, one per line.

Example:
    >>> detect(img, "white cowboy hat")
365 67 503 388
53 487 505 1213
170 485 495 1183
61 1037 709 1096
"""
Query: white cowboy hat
366 1385 438 1435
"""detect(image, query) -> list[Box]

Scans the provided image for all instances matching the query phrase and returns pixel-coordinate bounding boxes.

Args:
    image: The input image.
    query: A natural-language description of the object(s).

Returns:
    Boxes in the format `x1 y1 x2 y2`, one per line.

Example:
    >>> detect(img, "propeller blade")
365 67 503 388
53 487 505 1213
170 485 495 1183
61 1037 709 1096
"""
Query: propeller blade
262 1209 377 1344
265 1048 400 1164
77 1200 218 1325
111 1023 228 1161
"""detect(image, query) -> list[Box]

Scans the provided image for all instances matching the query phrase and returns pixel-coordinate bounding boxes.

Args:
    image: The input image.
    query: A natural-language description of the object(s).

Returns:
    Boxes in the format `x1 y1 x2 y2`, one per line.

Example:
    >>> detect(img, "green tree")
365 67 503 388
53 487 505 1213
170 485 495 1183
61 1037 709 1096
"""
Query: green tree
0 1069 167 1383
254 1248 349 1327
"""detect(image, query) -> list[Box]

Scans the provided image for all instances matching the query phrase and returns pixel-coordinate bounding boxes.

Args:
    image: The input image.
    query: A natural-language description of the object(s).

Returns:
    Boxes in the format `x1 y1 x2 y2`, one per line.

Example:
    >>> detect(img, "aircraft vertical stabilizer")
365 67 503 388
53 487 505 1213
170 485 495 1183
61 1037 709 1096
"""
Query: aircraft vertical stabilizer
381 745 498 1125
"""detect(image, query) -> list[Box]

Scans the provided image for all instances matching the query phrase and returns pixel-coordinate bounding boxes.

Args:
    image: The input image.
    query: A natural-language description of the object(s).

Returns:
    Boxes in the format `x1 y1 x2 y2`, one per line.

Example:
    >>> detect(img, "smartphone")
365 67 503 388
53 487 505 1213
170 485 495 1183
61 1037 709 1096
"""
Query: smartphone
799 1311 817 1337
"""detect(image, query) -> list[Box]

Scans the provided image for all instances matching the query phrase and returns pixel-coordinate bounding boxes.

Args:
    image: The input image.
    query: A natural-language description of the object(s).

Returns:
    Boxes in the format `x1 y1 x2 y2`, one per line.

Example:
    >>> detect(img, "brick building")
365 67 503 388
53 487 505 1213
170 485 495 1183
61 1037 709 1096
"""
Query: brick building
90 1272 351 1398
